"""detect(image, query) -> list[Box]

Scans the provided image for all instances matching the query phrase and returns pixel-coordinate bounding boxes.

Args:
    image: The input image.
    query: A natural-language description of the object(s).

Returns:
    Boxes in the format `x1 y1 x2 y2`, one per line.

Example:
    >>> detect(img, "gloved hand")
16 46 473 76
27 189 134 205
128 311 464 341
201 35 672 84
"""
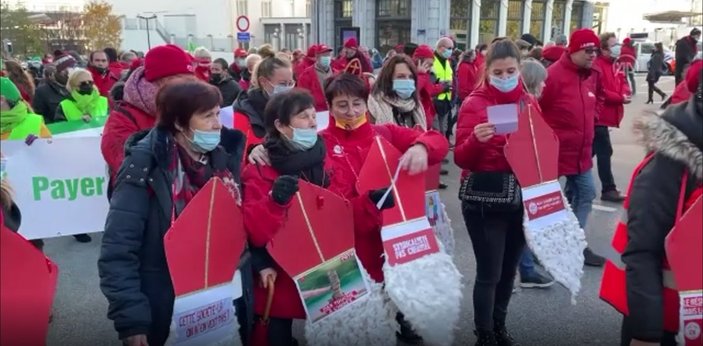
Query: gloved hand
369 187 395 210
271 175 299 205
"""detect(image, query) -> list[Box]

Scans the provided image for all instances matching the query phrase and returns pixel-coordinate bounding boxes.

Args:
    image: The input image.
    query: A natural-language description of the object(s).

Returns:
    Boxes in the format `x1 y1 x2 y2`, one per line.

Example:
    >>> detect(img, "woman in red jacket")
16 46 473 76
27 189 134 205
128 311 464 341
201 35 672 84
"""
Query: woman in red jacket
454 39 534 346
457 49 481 103
412 45 443 127
242 89 395 345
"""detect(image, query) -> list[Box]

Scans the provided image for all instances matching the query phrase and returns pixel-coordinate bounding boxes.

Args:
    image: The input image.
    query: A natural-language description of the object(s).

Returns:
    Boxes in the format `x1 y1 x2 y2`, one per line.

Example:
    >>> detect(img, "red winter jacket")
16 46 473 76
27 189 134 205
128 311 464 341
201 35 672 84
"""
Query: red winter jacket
320 119 448 282
297 65 330 111
671 81 692 105
89 66 117 97
416 72 441 126
294 57 315 80
620 44 637 70
241 164 307 319
101 102 156 185
539 54 599 176
457 60 481 101
232 89 268 157
542 46 567 65
594 55 631 127
455 82 535 175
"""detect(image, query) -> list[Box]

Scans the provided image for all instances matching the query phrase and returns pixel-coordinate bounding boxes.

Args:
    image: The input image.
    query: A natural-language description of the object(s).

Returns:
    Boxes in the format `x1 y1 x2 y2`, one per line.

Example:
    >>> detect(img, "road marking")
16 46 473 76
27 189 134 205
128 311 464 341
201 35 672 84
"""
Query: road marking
593 204 618 213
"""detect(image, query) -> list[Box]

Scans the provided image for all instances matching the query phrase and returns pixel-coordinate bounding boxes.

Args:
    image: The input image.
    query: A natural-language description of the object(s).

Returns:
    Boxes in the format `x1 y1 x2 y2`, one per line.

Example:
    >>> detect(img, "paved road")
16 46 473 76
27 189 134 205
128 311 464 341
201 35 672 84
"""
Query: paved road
44 75 678 346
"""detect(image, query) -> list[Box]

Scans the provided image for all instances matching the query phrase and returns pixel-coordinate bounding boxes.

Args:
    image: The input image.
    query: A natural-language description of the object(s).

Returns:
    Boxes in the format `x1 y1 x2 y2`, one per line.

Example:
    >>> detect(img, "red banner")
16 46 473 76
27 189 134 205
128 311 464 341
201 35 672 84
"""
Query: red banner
665 196 703 292
524 190 566 221
383 225 440 266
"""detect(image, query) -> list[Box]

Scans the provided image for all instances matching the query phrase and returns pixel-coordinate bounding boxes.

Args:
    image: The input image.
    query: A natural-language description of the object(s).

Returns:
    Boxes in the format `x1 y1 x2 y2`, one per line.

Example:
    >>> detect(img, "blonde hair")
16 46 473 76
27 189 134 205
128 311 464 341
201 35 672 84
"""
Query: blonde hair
0 180 13 211
193 47 212 60
246 54 263 88
253 54 291 91
257 44 275 59
520 58 548 97
66 68 94 93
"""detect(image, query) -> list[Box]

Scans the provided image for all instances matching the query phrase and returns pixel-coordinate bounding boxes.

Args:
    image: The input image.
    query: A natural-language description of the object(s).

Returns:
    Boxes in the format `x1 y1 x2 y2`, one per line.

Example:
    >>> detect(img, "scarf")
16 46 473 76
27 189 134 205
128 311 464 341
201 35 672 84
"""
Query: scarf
367 92 427 130
0 101 29 134
265 135 329 187
123 66 159 116
70 89 101 115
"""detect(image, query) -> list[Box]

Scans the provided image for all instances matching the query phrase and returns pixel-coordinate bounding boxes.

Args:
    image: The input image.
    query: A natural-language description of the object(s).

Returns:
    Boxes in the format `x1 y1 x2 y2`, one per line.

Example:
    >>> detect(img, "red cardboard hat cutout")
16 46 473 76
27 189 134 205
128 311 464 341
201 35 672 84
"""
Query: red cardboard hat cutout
164 178 247 296
504 99 560 187
665 196 703 291
268 181 354 278
357 136 426 225
344 58 363 77
1 213 58 346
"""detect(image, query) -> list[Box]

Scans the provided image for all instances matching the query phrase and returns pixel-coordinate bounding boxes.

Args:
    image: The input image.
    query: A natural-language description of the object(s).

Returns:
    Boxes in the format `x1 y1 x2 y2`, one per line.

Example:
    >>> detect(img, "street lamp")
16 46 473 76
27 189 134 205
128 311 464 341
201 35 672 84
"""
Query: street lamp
137 14 157 50
273 28 280 51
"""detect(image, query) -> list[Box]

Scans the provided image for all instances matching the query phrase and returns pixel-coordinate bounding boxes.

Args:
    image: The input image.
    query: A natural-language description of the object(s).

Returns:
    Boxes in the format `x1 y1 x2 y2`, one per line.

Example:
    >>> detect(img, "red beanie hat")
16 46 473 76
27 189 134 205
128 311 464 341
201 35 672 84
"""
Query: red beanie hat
234 48 248 58
344 38 358 49
623 37 631 46
306 44 318 58
144 44 194 82
413 45 434 60
686 60 703 93
568 29 600 54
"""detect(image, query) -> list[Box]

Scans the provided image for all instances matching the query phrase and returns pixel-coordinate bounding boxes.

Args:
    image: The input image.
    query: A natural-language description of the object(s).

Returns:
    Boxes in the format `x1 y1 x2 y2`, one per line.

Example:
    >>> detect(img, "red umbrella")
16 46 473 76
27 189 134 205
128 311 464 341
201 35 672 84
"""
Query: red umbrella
250 276 275 346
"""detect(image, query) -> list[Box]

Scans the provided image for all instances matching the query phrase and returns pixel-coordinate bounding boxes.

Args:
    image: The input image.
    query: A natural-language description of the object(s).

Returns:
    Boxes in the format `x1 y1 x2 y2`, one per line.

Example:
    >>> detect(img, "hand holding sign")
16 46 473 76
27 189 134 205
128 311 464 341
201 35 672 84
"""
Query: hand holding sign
399 144 429 175
487 103 519 135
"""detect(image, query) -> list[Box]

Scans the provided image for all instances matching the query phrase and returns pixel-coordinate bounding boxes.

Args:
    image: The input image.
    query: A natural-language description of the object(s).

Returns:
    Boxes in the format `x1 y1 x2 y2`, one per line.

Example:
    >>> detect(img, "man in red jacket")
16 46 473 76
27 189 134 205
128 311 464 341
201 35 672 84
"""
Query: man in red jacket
539 28 606 267
88 50 116 97
593 32 631 203
101 44 195 198
621 37 637 94
297 44 333 111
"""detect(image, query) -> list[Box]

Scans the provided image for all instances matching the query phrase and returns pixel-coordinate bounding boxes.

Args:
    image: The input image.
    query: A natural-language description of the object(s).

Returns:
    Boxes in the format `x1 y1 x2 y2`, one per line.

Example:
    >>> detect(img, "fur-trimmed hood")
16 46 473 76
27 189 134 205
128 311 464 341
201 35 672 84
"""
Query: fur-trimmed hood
634 100 703 180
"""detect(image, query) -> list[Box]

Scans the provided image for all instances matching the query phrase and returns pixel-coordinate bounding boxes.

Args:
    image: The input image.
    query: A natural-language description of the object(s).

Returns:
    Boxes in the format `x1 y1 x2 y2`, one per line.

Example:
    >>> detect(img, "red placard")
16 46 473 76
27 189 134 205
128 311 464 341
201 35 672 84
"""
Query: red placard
425 163 441 191
383 227 440 266
665 196 703 292
680 292 703 346
524 190 566 221
267 180 355 278
357 136 426 225
164 178 247 296
504 99 560 188
1 213 57 346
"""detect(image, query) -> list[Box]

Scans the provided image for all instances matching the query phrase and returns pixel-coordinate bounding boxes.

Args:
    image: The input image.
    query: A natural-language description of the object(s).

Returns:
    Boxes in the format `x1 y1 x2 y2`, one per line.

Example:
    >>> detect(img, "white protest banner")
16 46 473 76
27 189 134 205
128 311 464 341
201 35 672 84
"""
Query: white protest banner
219 106 234 128
167 283 240 346
316 111 329 132
47 117 106 138
1 137 109 239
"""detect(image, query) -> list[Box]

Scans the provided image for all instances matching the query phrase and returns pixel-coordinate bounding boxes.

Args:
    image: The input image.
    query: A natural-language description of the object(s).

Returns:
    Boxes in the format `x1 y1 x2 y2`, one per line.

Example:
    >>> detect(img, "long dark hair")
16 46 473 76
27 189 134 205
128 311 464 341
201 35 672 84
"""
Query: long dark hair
372 54 419 102
4 60 35 98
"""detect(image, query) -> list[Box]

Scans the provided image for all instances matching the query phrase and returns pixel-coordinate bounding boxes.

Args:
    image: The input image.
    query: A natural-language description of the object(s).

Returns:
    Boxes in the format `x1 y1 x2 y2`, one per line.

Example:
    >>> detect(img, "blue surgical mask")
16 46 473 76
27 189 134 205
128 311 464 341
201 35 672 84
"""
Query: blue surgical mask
189 129 221 153
319 56 332 68
442 48 453 59
610 44 621 58
489 73 520 93
289 127 318 149
272 84 294 96
392 79 416 99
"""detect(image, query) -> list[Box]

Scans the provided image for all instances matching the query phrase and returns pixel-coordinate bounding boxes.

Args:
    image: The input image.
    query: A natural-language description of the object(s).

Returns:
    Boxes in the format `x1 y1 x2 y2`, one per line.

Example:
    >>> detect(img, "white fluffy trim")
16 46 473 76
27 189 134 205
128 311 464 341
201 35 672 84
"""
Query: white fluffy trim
432 202 456 257
523 194 587 304
304 271 397 346
165 312 242 346
384 252 463 346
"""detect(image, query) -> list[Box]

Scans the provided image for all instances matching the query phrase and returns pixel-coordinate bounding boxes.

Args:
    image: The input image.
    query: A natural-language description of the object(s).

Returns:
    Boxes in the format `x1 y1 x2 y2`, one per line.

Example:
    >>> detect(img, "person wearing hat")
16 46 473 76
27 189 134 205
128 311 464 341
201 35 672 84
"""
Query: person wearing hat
670 58 702 105
297 44 334 111
294 44 318 79
539 28 606 267
331 38 373 74
101 44 196 199
227 48 248 83
32 54 76 123
1 77 51 140
675 28 701 85
621 37 637 94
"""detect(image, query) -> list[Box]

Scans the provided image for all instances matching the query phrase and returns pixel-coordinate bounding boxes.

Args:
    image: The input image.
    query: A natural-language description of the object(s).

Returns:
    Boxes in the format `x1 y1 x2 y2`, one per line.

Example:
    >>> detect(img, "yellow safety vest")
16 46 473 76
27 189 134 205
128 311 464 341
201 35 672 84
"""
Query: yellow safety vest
59 96 109 121
7 113 44 140
433 56 453 101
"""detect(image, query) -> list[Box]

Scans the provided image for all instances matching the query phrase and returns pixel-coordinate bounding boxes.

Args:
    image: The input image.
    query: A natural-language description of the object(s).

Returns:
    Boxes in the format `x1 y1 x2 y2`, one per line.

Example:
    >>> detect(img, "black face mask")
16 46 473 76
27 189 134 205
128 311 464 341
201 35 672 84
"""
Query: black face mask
210 73 222 84
94 66 107 74
78 83 94 95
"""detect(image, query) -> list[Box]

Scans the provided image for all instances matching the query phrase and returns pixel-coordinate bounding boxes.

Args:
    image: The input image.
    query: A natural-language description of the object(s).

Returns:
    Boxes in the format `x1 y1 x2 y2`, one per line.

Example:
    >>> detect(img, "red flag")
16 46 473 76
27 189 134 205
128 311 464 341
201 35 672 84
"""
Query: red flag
665 196 703 291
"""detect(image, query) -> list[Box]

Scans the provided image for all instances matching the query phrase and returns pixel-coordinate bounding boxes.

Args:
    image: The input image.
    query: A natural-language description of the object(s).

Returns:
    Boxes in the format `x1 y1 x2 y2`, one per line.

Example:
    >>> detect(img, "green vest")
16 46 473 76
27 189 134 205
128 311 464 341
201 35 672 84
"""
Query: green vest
8 113 44 140
59 96 109 121
433 57 453 101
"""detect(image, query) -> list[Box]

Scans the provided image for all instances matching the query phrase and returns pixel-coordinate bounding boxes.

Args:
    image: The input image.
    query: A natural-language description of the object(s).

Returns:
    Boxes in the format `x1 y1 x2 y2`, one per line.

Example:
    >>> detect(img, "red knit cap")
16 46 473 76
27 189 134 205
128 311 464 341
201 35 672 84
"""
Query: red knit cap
568 29 600 54
686 60 703 93
306 44 318 58
316 44 333 54
413 44 434 60
144 44 194 82
344 37 358 49
623 37 631 45
234 48 248 58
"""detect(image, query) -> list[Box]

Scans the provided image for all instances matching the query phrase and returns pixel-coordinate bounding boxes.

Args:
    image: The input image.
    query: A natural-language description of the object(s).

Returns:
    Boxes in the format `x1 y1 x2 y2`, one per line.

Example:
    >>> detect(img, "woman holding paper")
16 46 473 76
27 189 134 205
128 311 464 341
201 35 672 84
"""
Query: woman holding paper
454 39 538 346
98 81 249 346
54 68 109 122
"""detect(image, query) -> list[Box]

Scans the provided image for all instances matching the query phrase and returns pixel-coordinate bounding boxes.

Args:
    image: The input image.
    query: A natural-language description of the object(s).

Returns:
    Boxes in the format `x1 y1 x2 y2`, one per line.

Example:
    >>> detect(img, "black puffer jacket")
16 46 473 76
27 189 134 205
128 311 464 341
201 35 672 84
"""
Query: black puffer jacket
623 91 703 342
98 126 259 345
212 76 241 107
232 88 268 140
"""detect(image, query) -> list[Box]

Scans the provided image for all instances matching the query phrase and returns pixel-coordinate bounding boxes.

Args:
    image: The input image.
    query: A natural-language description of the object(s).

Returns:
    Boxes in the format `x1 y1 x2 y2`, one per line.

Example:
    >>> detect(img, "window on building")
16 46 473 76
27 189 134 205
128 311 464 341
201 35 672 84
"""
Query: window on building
450 0 470 50
551 0 566 41
530 0 545 40
570 1 584 35
376 0 411 54
334 0 352 48
506 0 523 39
237 0 248 16
480 0 499 44
262 0 272 18
306 0 312 17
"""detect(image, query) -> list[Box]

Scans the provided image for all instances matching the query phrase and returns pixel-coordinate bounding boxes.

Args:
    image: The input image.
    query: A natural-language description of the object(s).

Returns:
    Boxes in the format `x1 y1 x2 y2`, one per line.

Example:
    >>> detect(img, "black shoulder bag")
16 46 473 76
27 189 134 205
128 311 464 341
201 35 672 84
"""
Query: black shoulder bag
458 172 522 213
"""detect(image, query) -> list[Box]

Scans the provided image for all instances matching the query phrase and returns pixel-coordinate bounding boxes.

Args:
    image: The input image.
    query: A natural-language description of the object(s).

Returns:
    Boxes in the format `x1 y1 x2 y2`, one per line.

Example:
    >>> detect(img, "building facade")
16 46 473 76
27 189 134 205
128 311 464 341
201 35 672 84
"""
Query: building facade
314 0 596 53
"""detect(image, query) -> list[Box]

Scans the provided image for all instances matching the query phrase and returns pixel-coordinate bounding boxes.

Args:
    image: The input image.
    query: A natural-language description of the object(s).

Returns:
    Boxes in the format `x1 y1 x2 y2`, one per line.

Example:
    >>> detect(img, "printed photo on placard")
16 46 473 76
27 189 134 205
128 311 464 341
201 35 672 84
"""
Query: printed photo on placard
294 250 369 323
425 191 443 227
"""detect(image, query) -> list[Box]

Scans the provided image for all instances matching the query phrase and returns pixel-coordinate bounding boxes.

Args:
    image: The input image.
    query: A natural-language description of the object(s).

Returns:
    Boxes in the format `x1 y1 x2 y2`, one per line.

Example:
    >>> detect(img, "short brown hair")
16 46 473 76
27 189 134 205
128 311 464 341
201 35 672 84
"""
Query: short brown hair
372 54 418 101
599 32 616 50
324 73 369 106
156 80 222 133
263 89 315 136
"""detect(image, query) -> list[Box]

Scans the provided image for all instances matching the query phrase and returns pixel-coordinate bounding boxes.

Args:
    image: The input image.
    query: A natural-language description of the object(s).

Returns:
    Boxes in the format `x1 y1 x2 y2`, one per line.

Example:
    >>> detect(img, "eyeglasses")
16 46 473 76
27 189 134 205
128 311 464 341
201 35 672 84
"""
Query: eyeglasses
584 48 600 55
79 81 94 87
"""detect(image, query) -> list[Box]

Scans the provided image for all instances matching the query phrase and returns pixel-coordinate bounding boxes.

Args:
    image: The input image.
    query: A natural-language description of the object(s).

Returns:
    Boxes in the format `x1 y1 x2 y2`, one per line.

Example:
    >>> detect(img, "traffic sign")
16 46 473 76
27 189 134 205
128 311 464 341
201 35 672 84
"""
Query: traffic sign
236 15 250 32
237 32 251 42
